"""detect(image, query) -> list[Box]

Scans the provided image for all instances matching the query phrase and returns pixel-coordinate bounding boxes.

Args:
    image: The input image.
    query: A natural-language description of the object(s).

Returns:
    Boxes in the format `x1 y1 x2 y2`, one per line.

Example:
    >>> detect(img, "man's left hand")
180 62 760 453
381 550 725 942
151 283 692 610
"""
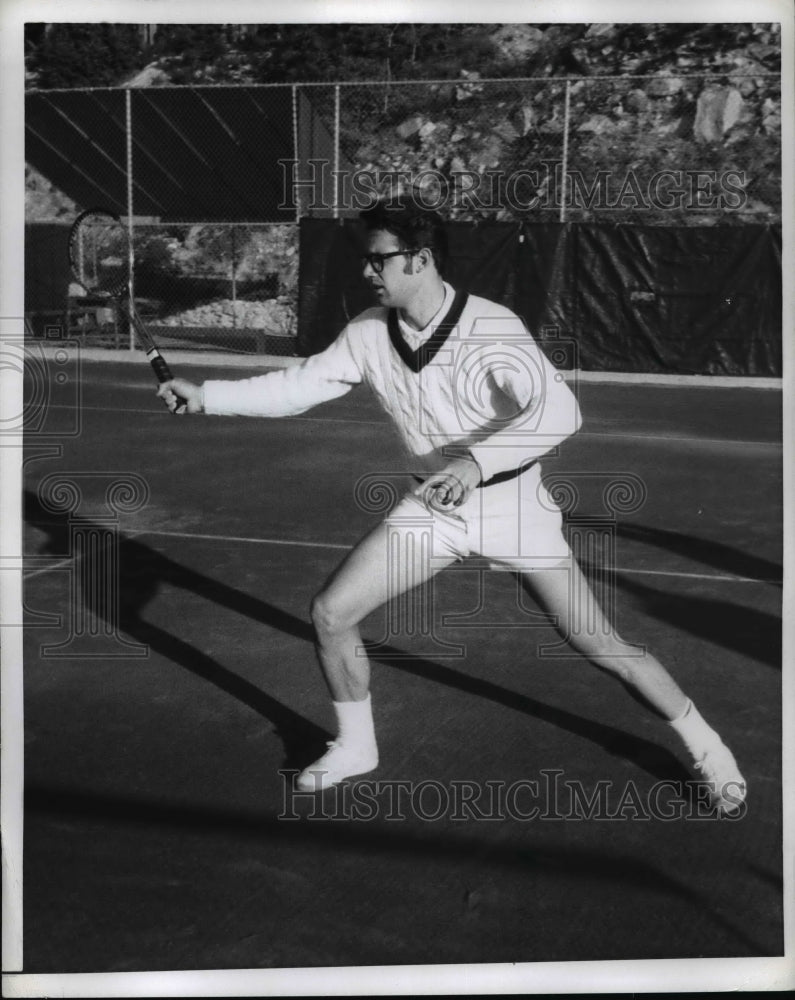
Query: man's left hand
415 455 482 512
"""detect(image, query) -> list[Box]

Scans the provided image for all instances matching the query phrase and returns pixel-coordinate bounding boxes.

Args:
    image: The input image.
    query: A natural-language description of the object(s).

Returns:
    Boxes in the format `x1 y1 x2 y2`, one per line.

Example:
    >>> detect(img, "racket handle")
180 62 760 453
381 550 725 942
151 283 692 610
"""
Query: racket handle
148 351 172 382
148 350 188 413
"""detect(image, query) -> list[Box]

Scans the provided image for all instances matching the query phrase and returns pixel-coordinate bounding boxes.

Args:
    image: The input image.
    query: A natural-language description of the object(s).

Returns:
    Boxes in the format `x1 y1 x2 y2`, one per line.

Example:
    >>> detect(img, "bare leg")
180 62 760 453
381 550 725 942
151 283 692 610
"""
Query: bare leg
311 519 457 701
521 560 746 813
521 560 689 721
298 515 456 790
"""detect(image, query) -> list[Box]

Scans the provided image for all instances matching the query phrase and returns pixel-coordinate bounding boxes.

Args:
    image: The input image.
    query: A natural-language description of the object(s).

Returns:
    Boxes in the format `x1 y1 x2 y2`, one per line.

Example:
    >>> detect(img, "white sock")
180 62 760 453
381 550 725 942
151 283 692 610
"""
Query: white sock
668 699 722 757
333 693 377 749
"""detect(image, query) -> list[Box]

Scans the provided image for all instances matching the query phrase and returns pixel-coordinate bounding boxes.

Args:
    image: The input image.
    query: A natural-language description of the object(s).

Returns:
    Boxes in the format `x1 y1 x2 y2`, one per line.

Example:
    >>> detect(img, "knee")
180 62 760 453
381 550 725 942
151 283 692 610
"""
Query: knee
574 632 645 680
310 590 351 638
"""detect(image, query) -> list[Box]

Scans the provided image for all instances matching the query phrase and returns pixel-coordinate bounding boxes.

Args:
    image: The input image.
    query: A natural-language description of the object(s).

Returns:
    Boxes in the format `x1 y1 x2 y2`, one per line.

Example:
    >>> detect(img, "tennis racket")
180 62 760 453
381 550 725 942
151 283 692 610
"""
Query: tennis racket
68 208 187 412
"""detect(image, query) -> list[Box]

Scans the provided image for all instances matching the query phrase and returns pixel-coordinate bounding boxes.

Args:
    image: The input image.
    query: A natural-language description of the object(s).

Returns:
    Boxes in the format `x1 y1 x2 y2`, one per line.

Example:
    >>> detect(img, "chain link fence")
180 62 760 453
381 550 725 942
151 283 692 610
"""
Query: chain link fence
126 222 298 354
329 73 780 223
27 73 781 354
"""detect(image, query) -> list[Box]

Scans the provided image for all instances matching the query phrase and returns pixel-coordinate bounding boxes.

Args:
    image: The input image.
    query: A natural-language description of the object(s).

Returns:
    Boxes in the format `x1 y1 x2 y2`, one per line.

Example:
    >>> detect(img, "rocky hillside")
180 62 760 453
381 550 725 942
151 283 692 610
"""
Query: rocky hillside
25 22 781 89
25 22 781 225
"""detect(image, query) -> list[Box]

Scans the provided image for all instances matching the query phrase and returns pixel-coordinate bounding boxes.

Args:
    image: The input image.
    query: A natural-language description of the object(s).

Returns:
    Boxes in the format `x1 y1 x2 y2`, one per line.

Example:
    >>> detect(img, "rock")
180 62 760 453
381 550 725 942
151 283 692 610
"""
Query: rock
762 110 781 134
418 120 437 140
25 165 76 220
430 82 456 103
566 45 591 75
510 104 534 136
469 135 503 172
162 297 297 335
625 89 649 113
456 68 484 102
693 86 744 142
722 89 743 131
737 198 774 219
584 23 615 39
577 114 613 135
493 118 519 142
490 24 544 63
737 77 758 97
646 74 684 98
125 62 171 87
396 115 423 140
659 117 684 136
746 41 780 66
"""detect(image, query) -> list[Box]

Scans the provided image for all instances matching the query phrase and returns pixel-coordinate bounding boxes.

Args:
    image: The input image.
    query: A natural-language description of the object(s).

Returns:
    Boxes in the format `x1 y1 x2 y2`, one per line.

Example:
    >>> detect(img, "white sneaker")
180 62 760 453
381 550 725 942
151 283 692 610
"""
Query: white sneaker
693 742 747 815
296 740 379 792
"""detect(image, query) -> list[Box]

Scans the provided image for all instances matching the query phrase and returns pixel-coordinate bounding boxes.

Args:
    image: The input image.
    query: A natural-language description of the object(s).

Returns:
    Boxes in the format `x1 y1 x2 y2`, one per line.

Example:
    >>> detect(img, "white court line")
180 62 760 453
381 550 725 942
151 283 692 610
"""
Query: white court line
133 527 352 551
20 528 780 584
131 527 780 585
21 543 780 585
610 567 781 584
19 557 73 580
37 403 782 448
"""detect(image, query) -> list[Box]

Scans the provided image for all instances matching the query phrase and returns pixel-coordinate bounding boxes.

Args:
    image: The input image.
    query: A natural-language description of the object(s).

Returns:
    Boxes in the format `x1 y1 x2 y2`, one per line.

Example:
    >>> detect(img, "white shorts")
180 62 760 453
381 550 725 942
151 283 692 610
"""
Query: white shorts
385 464 571 573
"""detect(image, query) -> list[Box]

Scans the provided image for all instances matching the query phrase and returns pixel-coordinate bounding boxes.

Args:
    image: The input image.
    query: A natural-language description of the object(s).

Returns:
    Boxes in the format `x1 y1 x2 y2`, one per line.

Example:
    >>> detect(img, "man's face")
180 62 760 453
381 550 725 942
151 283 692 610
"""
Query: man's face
362 229 420 309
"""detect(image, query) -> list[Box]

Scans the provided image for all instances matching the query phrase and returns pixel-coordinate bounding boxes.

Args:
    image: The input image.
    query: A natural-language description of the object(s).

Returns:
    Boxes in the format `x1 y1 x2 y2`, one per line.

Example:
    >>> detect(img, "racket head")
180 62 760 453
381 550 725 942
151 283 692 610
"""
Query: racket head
68 208 130 297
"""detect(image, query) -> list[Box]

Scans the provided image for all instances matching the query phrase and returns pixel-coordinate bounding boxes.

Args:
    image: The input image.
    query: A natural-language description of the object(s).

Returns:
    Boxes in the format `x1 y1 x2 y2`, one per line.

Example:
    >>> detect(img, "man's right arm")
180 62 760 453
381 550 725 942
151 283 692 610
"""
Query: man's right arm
158 329 362 417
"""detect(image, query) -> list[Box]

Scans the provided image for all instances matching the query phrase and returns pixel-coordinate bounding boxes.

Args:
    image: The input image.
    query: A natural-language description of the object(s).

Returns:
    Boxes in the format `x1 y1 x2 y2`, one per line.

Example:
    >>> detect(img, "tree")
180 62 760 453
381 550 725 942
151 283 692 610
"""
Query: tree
32 23 146 89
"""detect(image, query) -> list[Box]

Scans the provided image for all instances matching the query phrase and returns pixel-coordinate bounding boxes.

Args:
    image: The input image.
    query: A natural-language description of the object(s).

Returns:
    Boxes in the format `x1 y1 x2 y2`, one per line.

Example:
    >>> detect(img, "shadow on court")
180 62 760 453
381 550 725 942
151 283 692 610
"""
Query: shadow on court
616 522 783 585
19 367 783 971
611 573 781 670
25 489 694 787
23 781 767 960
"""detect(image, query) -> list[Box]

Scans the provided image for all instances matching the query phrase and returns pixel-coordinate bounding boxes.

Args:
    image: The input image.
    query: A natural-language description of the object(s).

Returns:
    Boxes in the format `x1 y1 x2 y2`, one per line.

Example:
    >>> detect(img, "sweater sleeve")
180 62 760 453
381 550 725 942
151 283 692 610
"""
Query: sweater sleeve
202 327 363 418
466 327 582 482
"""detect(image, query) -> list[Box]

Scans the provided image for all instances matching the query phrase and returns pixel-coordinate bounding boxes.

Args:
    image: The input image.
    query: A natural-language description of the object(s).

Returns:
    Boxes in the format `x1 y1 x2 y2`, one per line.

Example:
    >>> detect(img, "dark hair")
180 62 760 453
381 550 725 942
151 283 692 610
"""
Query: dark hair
359 198 448 275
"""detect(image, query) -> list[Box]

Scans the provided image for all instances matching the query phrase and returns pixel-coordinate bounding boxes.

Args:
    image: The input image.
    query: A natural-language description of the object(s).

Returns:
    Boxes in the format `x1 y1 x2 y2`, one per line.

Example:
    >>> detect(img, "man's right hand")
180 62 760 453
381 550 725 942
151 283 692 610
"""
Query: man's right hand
157 378 204 414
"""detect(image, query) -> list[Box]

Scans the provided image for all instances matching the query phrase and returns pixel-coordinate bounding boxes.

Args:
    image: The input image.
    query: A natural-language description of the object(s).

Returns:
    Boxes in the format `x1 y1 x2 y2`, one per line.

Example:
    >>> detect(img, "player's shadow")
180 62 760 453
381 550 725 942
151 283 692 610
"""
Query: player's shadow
24 489 328 769
23 783 771 959
25 490 690 786
612 575 781 670
616 523 783 586
607 524 782 670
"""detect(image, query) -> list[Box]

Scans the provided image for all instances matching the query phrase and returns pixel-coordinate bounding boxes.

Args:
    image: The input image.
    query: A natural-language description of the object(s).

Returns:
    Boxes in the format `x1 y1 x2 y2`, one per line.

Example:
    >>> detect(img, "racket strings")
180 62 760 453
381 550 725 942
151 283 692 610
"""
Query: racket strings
70 215 130 297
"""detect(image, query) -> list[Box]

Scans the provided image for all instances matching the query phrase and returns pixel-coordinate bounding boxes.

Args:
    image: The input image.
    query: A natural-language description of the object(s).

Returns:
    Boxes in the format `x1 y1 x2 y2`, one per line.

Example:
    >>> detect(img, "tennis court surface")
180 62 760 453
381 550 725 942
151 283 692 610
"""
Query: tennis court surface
21 357 783 972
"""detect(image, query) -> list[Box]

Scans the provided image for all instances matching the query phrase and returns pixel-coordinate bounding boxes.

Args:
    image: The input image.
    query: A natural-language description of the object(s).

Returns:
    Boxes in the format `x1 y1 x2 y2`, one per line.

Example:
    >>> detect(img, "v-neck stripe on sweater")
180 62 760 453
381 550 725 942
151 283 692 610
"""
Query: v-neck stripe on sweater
387 288 469 373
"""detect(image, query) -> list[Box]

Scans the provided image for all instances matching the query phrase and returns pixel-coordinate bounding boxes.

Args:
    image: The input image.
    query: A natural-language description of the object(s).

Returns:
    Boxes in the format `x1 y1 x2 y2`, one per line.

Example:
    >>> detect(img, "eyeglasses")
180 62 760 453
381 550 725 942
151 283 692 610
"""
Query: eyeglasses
360 249 419 275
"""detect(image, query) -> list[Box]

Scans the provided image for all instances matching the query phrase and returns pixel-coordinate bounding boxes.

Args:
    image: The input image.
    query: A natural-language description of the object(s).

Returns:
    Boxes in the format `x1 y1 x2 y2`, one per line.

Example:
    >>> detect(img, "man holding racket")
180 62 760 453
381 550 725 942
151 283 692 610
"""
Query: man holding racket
159 200 746 815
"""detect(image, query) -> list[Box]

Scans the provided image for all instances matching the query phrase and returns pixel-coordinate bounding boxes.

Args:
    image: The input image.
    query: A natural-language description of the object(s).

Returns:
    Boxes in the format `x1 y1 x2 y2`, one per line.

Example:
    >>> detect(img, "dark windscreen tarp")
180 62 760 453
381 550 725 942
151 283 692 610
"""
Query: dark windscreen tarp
297 218 523 355
574 224 783 375
297 219 782 376
25 85 347 222
26 90 129 212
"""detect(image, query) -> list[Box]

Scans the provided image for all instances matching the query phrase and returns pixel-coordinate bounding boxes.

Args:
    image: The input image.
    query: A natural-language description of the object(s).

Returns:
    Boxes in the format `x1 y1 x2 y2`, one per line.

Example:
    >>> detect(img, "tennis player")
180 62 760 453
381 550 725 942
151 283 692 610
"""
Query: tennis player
159 200 746 815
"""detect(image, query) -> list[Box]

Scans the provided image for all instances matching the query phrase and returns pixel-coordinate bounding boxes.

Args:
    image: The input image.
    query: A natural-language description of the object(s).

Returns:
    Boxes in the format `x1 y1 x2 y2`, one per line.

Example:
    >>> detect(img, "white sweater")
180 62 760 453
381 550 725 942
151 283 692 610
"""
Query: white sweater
202 283 582 483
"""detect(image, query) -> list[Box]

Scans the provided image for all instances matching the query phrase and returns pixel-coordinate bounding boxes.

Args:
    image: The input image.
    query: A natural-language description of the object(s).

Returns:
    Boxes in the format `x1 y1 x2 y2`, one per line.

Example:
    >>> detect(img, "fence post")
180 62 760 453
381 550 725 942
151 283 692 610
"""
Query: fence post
292 84 300 223
231 226 237 332
125 87 135 352
333 84 341 220
559 78 571 224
